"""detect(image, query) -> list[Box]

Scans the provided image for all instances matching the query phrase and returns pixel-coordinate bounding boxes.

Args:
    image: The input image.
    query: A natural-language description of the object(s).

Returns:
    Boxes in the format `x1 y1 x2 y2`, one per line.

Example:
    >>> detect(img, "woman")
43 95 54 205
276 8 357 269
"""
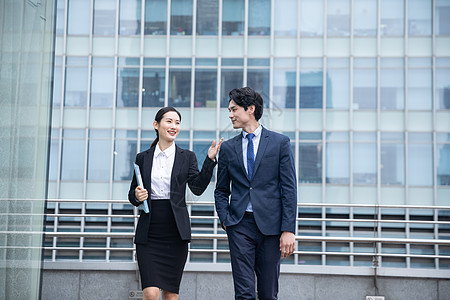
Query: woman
128 107 222 300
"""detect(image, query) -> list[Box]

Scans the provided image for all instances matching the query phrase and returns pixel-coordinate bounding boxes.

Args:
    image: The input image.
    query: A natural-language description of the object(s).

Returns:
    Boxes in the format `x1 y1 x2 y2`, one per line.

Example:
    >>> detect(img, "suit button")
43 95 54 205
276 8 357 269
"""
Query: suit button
249 187 253 190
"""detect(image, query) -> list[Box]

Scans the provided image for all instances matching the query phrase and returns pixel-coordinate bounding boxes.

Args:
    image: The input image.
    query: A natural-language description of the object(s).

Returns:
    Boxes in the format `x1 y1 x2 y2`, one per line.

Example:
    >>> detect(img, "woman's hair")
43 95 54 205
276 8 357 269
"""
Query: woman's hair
229 87 263 121
150 106 182 148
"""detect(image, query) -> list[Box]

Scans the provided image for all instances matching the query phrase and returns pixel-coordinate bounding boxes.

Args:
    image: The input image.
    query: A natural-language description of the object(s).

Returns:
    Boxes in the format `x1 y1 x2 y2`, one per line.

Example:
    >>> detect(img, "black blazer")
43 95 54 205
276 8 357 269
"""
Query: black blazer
128 145 216 244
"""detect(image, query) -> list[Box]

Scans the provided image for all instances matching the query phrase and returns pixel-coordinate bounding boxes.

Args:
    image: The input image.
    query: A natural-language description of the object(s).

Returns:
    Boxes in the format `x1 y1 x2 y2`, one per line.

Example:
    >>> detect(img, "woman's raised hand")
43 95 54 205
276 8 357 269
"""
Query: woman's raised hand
207 138 223 160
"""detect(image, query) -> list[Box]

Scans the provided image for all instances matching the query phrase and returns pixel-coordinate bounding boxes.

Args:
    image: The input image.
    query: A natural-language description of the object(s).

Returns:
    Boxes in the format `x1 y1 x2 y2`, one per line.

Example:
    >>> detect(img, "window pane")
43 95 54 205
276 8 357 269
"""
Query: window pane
94 0 116 36
49 140 59 181
68 0 90 35
143 68 165 107
353 0 377 36
326 143 349 184
437 143 450 186
299 143 322 183
274 0 296 36
380 59 404 110
114 139 137 181
65 64 88 107
91 65 115 107
193 141 212 176
56 0 66 35
353 59 377 110
381 142 405 185
436 0 450 35
248 0 271 36
247 69 270 107
408 68 432 110
197 0 218 35
145 0 167 35
222 0 244 36
327 0 350 36
61 139 85 181
408 0 432 36
353 143 377 185
195 69 217 107
326 59 349 109
221 69 243 107
436 59 450 110
119 0 142 35
168 69 191 107
381 0 404 36
117 67 140 107
171 0 193 35
300 0 323 36
408 143 433 186
300 59 323 109
88 139 112 180
273 59 296 109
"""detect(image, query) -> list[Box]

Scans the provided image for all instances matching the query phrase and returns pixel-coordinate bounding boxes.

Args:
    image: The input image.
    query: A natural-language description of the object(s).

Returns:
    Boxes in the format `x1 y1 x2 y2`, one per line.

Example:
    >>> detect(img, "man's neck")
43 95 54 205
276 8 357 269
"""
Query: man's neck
243 121 260 134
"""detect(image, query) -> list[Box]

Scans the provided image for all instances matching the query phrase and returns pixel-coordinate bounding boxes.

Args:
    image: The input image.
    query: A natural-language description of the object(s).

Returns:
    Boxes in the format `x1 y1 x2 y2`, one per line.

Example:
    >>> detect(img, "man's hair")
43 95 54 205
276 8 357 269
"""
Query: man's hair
229 87 263 121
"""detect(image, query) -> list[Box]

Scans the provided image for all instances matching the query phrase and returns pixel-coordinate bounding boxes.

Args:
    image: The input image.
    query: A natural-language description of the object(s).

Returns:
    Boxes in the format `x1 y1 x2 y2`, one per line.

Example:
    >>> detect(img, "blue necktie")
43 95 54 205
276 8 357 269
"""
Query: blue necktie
246 133 255 180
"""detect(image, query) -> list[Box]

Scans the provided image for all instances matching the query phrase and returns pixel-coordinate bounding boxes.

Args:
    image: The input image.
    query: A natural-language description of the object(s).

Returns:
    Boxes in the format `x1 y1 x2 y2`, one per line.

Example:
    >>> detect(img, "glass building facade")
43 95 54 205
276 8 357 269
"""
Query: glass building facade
46 0 450 275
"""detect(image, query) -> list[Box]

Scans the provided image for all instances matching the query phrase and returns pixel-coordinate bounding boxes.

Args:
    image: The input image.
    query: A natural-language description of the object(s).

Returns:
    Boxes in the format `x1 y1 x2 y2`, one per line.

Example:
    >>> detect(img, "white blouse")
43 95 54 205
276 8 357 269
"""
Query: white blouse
150 143 175 200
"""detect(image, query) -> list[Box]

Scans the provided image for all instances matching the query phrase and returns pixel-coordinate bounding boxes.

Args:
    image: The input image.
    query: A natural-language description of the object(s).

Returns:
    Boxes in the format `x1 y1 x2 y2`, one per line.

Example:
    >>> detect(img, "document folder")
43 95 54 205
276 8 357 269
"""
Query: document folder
134 163 150 213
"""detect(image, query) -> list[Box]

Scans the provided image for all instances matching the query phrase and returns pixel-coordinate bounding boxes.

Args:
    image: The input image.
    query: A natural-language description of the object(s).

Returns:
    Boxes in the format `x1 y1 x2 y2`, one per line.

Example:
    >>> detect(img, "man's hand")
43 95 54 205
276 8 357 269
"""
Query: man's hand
279 231 295 258
135 186 148 202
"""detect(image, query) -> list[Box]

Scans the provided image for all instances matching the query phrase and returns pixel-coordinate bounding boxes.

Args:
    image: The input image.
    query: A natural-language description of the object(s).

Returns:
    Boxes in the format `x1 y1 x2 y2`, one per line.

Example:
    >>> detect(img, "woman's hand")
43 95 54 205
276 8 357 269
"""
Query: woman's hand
135 186 148 202
207 138 223 160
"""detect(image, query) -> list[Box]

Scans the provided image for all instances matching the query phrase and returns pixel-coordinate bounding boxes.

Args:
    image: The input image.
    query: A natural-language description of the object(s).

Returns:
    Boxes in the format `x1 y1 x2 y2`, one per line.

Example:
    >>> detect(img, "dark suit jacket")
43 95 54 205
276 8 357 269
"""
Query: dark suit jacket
214 127 297 235
128 145 216 244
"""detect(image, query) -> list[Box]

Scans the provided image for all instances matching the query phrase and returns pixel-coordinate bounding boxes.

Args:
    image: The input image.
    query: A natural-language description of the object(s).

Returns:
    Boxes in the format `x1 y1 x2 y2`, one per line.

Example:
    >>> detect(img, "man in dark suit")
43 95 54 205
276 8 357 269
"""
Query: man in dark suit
214 87 297 300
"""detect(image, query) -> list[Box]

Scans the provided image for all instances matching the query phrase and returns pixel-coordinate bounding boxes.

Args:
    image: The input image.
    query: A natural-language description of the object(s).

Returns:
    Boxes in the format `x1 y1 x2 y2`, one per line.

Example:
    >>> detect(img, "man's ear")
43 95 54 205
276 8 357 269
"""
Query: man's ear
248 104 256 115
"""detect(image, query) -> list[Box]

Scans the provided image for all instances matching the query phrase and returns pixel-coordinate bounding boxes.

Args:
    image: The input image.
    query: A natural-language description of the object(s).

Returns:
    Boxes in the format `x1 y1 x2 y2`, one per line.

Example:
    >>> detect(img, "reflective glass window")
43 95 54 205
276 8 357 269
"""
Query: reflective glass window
91 58 115 107
222 0 244 36
65 57 89 107
274 0 296 36
300 0 323 36
145 0 167 35
408 58 432 110
327 0 350 36
326 59 350 109
143 68 165 107
168 69 191 107
117 67 140 107
408 134 433 186
273 59 296 109
93 0 116 36
193 141 213 177
381 0 404 36
171 0 193 35
299 133 322 184
114 131 138 181
49 139 60 181
380 58 404 110
381 133 405 185
437 136 450 186
353 0 377 36
248 0 271 36
87 130 112 181
436 0 450 35
408 0 432 36
68 0 90 35
326 136 350 184
119 0 142 35
56 0 65 35
353 138 377 185
353 58 377 110
53 57 63 107
436 58 450 110
300 59 323 109
221 69 243 107
197 0 218 35
247 69 270 108
61 130 86 181
195 68 217 108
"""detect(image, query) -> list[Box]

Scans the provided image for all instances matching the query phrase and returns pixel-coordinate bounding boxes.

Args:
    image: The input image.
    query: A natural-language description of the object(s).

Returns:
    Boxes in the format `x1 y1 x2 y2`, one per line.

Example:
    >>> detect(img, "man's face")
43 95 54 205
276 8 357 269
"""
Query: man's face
228 100 254 129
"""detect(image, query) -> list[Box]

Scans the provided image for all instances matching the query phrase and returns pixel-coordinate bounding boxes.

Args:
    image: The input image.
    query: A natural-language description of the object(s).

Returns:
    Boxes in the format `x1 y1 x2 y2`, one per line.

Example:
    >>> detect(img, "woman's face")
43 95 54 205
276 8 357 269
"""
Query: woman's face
153 111 181 143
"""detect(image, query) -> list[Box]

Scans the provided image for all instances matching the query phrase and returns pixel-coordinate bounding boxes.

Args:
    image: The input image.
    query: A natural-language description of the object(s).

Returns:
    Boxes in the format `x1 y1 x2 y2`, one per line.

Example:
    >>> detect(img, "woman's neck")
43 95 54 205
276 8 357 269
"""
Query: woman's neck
158 139 174 152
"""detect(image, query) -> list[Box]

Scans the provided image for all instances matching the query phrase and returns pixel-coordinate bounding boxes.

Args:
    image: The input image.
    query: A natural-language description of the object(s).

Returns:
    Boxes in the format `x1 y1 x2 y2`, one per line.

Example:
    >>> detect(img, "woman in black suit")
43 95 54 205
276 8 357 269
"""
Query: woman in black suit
128 106 222 300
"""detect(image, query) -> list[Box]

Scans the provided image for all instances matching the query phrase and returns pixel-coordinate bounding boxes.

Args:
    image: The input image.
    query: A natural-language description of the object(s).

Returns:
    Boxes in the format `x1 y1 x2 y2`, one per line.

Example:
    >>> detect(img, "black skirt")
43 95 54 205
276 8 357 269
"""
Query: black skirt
136 200 188 294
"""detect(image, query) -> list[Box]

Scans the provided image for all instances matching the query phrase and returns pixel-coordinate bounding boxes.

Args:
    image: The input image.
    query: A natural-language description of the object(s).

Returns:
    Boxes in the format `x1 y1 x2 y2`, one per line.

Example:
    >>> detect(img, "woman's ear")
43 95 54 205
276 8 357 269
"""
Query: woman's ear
153 120 159 131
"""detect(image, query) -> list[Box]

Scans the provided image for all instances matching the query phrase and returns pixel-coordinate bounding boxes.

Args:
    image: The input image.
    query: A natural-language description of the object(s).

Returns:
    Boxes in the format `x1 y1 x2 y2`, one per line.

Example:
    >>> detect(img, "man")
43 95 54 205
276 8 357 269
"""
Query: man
214 87 297 300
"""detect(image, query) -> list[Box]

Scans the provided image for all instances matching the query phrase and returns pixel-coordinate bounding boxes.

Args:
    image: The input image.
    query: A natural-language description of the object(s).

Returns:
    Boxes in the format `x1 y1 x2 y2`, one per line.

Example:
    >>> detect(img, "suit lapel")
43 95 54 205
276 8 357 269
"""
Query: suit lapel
253 127 269 177
170 145 184 197
233 134 248 179
143 146 156 190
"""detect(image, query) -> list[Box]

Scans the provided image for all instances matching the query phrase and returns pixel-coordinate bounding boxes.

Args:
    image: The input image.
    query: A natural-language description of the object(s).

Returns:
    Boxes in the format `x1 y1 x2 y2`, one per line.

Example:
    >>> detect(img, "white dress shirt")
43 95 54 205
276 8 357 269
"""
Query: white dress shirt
150 143 176 200
242 124 262 212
